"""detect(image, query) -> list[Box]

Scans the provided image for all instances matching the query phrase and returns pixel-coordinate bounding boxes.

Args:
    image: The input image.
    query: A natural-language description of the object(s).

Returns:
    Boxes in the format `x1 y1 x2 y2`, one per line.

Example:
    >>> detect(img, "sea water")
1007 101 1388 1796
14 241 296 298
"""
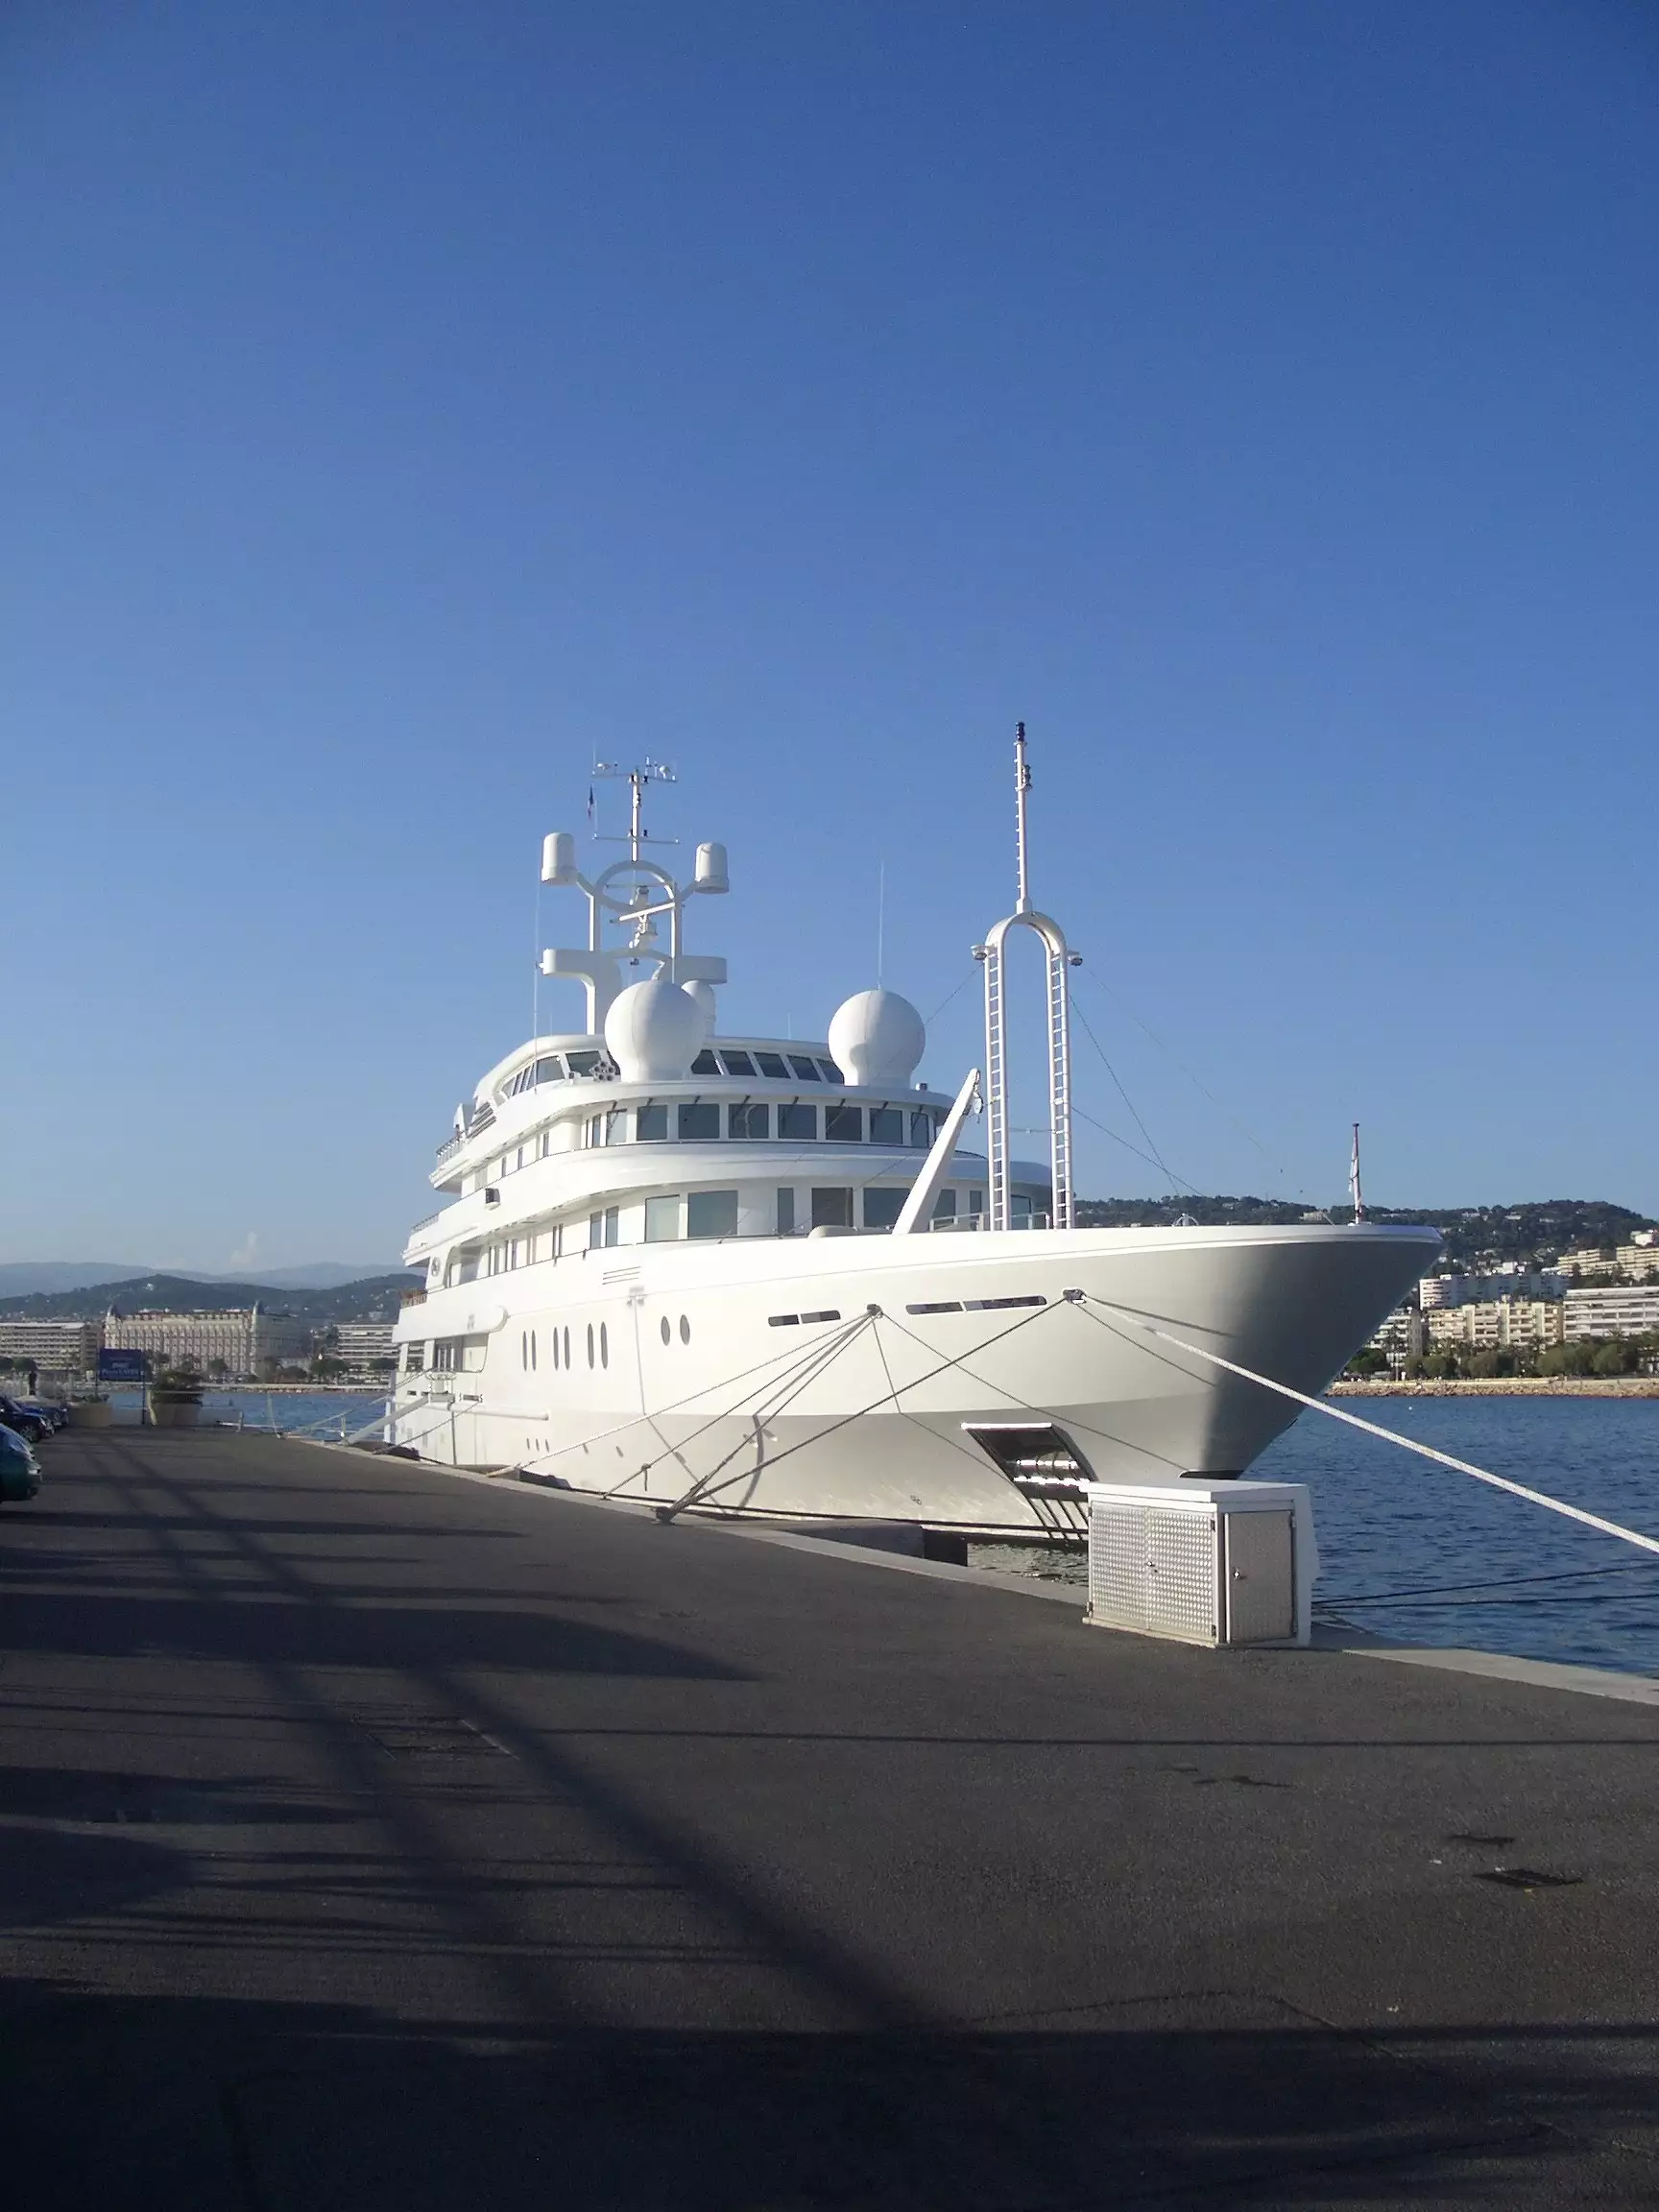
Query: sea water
981 1399 1659 1678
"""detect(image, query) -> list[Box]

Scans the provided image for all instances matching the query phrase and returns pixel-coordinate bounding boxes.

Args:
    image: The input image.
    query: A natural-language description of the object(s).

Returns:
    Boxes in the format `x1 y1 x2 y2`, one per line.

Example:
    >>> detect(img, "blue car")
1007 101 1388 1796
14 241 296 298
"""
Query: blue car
0 1422 40 1503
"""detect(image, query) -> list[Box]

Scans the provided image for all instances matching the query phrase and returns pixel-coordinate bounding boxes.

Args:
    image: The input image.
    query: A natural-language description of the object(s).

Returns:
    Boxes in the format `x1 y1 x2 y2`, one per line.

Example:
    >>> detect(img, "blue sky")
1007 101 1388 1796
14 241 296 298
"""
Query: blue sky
4 0 1656 1269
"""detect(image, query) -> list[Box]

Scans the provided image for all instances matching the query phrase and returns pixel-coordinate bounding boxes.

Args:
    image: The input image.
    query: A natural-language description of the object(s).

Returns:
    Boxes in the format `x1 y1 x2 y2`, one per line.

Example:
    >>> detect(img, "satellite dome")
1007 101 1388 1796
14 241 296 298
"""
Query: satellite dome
604 976 709 1083
680 978 717 1025
828 989 926 1088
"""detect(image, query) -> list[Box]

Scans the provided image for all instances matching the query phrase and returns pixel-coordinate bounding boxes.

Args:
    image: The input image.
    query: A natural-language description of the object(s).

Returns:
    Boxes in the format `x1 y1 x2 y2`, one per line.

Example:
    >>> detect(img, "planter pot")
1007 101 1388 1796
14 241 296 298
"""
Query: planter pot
149 1400 201 1430
67 1400 113 1429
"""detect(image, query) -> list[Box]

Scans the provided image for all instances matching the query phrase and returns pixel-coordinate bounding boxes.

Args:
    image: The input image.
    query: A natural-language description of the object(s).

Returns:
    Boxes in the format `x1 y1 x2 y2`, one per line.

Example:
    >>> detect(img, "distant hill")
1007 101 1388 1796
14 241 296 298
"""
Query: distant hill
0 1260 408 1298
1075 1196 1657 1269
0 1272 421 1323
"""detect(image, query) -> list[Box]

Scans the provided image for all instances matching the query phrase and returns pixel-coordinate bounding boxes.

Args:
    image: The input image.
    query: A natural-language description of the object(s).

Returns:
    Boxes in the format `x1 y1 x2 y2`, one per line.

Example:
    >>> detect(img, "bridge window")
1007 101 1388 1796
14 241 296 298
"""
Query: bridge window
779 1103 817 1142
787 1054 822 1081
687 1190 737 1240
636 1103 668 1142
870 1107 903 1143
825 1104 863 1142
756 1051 789 1078
729 1103 770 1140
811 1188 853 1229
644 1195 681 1242
690 1049 720 1075
565 1050 604 1076
719 1049 756 1076
910 1110 936 1147
678 1103 721 1142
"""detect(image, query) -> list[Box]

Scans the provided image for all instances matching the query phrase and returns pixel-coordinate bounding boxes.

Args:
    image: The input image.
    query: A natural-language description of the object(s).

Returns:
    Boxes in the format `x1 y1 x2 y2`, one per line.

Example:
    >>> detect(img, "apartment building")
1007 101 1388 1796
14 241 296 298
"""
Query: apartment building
1563 1286 1659 1340
1426 1300 1566 1351
102 1305 311 1377
329 1322 397 1379
0 1317 100 1375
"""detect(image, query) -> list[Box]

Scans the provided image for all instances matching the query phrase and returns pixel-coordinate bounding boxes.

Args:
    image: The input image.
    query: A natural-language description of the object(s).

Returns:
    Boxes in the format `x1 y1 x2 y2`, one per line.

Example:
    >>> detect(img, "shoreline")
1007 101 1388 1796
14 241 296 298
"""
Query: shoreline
1331 1376 1659 1398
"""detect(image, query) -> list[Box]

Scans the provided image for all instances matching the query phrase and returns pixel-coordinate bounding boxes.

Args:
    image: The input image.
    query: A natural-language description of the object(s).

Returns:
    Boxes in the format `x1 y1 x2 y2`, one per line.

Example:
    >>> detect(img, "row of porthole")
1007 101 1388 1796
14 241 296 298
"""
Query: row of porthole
520 1324 610 1370
660 1314 692 1346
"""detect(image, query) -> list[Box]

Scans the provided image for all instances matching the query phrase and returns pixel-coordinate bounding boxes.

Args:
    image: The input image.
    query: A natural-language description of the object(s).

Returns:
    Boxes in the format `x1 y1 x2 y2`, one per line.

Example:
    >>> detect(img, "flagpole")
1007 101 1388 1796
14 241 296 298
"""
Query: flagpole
1350 1122 1364 1224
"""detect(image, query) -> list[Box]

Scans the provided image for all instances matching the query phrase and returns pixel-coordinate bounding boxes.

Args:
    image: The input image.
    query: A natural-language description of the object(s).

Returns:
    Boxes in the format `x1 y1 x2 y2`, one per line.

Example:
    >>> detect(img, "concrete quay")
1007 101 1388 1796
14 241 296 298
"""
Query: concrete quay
4 1430 1659 2207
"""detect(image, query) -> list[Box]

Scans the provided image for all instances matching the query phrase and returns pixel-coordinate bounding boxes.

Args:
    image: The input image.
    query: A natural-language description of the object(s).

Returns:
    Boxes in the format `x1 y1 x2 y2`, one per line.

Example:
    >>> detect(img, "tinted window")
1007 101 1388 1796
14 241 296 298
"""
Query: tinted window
718 1050 756 1076
729 1103 770 1140
870 1107 903 1144
815 1060 840 1082
644 1195 680 1242
825 1105 863 1142
756 1052 789 1078
686 1190 738 1239
810 1188 853 1228
863 1188 904 1228
566 1050 602 1075
690 1049 720 1075
779 1103 817 1142
678 1103 720 1141
636 1103 668 1142
535 1057 562 1084
933 1189 957 1218
776 1188 795 1235
787 1054 821 1080
910 1110 935 1147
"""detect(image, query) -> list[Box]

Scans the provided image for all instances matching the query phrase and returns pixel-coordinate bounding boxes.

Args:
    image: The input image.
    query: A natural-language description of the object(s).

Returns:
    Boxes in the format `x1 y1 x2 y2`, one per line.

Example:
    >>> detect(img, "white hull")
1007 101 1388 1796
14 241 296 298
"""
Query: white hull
391 1223 1436 1531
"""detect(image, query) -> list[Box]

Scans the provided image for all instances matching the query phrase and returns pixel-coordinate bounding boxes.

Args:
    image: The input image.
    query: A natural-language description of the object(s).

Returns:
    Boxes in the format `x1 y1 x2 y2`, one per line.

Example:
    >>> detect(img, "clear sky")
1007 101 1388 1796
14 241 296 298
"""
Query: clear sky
4 0 1656 1270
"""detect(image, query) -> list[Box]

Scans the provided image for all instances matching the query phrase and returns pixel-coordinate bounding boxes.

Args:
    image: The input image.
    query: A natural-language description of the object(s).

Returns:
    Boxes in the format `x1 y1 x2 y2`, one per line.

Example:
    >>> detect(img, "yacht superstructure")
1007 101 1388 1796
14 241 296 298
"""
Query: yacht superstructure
391 741 1437 1529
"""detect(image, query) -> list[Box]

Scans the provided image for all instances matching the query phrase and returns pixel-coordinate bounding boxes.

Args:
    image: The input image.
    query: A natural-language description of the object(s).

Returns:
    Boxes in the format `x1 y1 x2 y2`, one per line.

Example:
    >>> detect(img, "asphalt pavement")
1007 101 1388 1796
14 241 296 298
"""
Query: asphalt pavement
4 1425 1659 2207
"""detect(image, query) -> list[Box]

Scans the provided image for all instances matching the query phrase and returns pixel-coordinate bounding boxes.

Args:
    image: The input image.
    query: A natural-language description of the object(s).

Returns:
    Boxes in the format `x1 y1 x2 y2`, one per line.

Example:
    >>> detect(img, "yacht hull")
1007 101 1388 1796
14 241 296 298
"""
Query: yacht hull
391 1223 1436 1531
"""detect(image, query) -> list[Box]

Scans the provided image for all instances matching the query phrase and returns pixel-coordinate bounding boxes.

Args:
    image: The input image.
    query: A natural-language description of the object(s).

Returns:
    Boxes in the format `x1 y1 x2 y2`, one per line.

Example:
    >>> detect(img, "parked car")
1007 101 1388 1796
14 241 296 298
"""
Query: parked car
0 1395 50 1445
12 1397 66 1432
0 1422 40 1503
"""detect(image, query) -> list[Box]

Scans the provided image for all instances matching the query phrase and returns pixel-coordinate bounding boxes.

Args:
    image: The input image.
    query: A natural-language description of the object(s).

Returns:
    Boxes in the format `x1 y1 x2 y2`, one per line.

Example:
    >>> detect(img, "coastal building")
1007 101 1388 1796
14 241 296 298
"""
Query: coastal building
1563 1286 1659 1340
1426 1300 1566 1352
1557 1249 1623 1280
1419 1267 1562 1310
1367 1305 1426 1375
329 1322 397 1379
0 1317 100 1376
102 1305 310 1378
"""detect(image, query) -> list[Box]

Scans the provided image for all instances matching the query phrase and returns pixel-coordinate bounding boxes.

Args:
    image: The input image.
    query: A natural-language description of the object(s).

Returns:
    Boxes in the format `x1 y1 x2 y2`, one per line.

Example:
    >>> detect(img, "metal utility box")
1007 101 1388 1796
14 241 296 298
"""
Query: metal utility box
1084 1481 1315 1648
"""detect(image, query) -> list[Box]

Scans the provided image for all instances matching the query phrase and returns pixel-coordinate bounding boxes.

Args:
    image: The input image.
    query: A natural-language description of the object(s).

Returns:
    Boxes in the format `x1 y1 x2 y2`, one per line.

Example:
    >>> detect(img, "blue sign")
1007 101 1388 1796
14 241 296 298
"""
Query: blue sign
98 1348 149 1382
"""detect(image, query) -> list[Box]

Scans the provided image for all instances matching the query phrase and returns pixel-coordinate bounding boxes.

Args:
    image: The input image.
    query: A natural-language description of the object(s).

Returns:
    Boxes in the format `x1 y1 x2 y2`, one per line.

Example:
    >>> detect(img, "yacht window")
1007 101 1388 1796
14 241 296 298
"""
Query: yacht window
587 1324 594 1369
686 1190 737 1240
863 1188 904 1229
644 1195 682 1242
718 1050 756 1076
1013 1193 1034 1222
969 1189 985 1215
589 1207 619 1248
787 1054 821 1081
869 1107 903 1144
530 1331 538 1370
680 1314 690 1344
910 1110 935 1147
434 1335 487 1373
566 1050 602 1076
756 1051 789 1078
825 1104 863 1142
776 1188 795 1236
403 1341 426 1372
690 1049 720 1075
811 1188 853 1229
814 1060 840 1082
779 1103 817 1142
660 1316 671 1345
535 1056 563 1084
563 1326 570 1367
600 1323 609 1368
678 1102 721 1142
637 1102 668 1142
552 1329 561 1369
729 1103 770 1140
933 1189 958 1219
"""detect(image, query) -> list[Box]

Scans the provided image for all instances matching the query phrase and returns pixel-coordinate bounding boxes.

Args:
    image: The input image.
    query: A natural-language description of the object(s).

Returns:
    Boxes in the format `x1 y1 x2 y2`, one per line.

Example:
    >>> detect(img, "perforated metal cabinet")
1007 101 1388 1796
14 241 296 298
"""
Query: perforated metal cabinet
1084 1481 1315 1648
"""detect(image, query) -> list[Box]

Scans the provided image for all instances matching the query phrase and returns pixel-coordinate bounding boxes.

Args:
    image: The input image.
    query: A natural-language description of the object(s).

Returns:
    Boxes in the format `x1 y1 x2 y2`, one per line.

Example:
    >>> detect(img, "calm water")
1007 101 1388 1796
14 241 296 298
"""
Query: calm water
107 1390 388 1439
979 1399 1659 1679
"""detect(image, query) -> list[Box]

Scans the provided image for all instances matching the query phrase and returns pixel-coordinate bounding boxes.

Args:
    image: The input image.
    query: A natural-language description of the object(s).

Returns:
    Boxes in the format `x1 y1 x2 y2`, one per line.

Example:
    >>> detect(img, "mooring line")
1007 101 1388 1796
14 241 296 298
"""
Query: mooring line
1073 1293 1659 1564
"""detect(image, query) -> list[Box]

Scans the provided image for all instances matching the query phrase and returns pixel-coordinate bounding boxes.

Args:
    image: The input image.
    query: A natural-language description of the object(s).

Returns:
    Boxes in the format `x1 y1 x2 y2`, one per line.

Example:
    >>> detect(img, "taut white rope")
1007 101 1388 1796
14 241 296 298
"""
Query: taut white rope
1076 1293 1659 1563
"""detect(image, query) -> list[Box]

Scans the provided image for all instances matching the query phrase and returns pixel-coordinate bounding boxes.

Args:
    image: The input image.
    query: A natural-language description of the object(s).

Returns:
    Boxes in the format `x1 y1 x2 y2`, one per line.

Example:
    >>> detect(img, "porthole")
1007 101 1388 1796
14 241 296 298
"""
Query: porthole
552 1330 560 1370
564 1326 571 1368
519 1332 527 1368
587 1323 594 1368
600 1322 609 1368
530 1330 538 1371
679 1314 690 1345
660 1316 671 1346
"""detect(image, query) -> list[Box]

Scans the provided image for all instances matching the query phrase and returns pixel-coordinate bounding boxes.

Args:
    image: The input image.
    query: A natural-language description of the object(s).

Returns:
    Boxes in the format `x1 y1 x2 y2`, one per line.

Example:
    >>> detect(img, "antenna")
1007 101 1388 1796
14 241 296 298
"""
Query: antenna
877 859 886 988
1014 721 1032 916
1350 1122 1365 1224
592 758 678 866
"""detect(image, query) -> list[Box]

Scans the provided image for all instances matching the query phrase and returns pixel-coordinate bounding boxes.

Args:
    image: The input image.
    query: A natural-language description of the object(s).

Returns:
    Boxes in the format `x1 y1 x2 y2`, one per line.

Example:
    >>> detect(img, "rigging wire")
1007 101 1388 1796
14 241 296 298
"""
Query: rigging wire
1319 1558 1659 1606
1072 1103 1200 1192
1070 998 1184 1195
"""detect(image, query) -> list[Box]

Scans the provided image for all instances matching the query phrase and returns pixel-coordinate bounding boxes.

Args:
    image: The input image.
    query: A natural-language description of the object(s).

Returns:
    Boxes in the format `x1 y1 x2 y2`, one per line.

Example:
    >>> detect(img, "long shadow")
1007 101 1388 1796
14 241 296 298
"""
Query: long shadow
4 1979 1656 2210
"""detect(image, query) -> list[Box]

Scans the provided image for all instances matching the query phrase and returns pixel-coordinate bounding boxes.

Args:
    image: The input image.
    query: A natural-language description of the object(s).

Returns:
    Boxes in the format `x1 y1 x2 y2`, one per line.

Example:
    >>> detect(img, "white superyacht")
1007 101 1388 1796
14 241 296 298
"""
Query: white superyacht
391 739 1437 1532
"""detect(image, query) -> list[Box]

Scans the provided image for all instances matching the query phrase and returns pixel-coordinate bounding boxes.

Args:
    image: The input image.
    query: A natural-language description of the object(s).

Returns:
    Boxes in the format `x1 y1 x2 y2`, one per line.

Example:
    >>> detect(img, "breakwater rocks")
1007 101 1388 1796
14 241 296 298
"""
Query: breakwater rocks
1331 1376 1659 1398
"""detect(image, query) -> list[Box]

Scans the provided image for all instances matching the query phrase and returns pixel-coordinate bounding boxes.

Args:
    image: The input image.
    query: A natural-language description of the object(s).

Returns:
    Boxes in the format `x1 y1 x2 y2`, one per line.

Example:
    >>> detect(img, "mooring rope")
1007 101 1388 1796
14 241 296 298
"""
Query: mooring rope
1073 1293 1659 1564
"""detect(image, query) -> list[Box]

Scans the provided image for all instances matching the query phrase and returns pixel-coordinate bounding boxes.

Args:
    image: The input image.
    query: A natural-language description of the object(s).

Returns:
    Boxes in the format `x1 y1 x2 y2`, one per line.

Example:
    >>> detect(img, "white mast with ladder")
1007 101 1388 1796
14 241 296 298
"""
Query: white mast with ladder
975 723 1077 1231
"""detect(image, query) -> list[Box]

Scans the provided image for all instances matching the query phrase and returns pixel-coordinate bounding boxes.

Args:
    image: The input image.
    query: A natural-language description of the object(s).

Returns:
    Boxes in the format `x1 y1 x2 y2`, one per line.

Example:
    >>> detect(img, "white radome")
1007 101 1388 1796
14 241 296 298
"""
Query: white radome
829 988 926 1088
604 976 709 1082
680 978 718 1025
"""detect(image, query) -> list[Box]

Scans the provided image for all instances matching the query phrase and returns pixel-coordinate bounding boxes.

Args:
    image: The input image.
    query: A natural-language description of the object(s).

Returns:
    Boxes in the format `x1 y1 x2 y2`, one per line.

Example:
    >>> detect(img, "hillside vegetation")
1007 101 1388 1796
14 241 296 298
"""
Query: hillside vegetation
1073 1198 1655 1270
0 1273 420 1323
